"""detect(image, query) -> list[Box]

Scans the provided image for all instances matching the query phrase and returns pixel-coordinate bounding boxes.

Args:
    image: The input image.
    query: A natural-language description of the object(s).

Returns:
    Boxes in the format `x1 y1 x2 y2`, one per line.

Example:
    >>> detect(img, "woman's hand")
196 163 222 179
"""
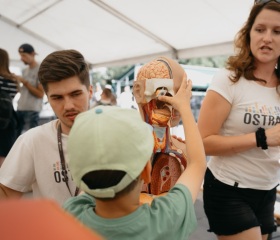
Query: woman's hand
265 124 280 147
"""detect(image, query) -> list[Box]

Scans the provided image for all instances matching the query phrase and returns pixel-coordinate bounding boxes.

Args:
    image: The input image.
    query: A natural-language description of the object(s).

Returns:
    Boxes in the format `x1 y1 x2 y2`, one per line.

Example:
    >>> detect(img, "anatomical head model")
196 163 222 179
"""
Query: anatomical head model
133 56 188 199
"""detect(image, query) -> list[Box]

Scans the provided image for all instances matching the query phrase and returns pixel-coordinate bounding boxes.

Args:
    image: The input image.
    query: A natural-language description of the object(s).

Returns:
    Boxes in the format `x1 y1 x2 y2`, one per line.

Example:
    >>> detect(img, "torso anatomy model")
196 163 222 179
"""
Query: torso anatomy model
133 57 188 201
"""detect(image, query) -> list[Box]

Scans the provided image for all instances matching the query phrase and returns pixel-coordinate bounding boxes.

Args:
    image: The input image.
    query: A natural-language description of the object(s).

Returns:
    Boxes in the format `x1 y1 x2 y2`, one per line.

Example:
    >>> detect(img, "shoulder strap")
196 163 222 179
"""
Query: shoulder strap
57 122 79 197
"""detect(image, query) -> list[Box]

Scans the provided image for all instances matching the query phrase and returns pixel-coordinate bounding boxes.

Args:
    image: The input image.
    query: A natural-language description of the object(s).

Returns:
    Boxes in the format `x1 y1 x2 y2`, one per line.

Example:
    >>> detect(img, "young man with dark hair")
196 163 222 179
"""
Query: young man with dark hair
0 49 92 205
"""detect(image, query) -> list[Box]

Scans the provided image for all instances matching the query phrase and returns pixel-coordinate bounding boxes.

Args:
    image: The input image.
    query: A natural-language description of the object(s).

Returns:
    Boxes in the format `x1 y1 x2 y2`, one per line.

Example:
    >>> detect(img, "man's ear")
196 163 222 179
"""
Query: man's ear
140 160 152 184
88 85 93 99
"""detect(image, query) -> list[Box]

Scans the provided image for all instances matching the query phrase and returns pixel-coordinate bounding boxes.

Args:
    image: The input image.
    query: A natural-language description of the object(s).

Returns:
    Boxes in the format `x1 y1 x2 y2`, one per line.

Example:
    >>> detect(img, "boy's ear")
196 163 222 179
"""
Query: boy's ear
140 160 152 184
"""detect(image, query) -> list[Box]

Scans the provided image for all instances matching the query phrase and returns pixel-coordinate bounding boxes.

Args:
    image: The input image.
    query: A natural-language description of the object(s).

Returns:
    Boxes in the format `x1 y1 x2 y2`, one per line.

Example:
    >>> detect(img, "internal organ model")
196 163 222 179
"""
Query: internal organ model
133 56 188 196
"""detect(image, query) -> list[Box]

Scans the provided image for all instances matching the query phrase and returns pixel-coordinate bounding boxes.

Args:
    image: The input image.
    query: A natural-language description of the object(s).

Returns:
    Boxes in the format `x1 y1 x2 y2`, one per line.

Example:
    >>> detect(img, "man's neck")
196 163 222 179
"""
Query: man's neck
29 61 38 69
57 120 71 135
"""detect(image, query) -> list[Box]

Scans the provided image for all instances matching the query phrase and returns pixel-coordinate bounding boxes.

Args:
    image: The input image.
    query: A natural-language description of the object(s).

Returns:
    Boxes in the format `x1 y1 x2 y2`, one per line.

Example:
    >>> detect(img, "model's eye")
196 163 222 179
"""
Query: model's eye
156 89 167 97
155 87 172 97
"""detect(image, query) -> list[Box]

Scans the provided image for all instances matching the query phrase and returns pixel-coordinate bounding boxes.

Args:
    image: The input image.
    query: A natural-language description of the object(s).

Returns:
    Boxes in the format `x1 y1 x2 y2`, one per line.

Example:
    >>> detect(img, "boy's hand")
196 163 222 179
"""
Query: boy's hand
157 78 192 112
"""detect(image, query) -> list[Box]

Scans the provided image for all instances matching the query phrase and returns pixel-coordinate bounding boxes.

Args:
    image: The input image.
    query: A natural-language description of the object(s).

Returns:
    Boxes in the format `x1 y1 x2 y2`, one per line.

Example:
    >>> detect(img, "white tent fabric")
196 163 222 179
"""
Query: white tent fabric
1 0 254 68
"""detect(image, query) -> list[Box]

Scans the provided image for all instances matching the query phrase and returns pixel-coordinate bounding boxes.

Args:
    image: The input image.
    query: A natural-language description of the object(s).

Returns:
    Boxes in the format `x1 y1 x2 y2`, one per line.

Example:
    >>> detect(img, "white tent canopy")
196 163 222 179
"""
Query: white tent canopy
1 0 254 68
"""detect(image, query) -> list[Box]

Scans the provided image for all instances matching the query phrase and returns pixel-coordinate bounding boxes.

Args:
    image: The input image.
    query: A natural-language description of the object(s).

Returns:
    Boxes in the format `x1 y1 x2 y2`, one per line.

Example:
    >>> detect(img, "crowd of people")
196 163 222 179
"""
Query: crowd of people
1 1 280 240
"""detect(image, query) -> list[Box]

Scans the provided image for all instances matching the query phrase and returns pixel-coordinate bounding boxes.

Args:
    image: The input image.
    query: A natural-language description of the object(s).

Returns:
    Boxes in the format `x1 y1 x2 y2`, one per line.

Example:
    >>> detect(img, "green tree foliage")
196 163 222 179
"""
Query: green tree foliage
106 65 134 80
91 65 133 88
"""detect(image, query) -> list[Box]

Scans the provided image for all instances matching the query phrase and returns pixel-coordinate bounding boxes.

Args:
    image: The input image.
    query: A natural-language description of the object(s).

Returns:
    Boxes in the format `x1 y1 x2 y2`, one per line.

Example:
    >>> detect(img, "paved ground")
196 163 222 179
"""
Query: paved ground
189 191 216 240
190 191 280 240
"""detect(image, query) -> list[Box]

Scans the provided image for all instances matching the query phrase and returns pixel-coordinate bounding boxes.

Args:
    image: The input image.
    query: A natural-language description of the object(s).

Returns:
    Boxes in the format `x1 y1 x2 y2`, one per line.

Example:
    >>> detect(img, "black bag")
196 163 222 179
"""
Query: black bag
0 90 14 129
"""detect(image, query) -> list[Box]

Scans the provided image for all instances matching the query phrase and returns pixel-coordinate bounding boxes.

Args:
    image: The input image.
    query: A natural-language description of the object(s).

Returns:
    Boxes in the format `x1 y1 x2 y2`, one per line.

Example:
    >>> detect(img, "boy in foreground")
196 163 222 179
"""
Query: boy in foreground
63 78 206 240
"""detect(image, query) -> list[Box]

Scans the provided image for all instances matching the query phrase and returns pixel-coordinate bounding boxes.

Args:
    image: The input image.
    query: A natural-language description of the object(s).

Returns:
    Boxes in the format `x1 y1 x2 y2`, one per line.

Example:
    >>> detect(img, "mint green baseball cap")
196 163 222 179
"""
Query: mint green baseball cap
68 106 154 198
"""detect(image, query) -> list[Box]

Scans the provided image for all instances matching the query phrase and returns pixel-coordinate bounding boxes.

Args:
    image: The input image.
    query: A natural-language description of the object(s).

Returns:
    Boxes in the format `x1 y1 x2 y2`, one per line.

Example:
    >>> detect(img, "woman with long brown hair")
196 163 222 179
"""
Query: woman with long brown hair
0 48 19 166
198 1 280 240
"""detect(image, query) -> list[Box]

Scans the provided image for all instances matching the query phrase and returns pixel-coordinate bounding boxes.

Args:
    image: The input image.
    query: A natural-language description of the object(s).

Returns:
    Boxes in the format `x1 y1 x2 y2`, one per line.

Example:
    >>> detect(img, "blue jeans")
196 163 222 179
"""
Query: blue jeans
17 110 39 135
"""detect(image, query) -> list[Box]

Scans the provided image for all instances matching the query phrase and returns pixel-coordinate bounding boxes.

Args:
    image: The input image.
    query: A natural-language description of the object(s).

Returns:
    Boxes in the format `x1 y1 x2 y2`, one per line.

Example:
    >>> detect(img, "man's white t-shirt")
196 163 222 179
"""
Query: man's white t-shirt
0 120 77 205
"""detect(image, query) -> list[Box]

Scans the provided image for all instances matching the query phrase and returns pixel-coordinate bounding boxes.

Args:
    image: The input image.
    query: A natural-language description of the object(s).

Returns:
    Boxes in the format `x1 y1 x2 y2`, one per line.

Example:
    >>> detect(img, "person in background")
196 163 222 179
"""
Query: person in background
118 85 135 109
63 77 206 240
198 1 280 240
0 49 92 205
0 48 19 167
16 43 44 135
91 88 117 107
94 83 102 102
